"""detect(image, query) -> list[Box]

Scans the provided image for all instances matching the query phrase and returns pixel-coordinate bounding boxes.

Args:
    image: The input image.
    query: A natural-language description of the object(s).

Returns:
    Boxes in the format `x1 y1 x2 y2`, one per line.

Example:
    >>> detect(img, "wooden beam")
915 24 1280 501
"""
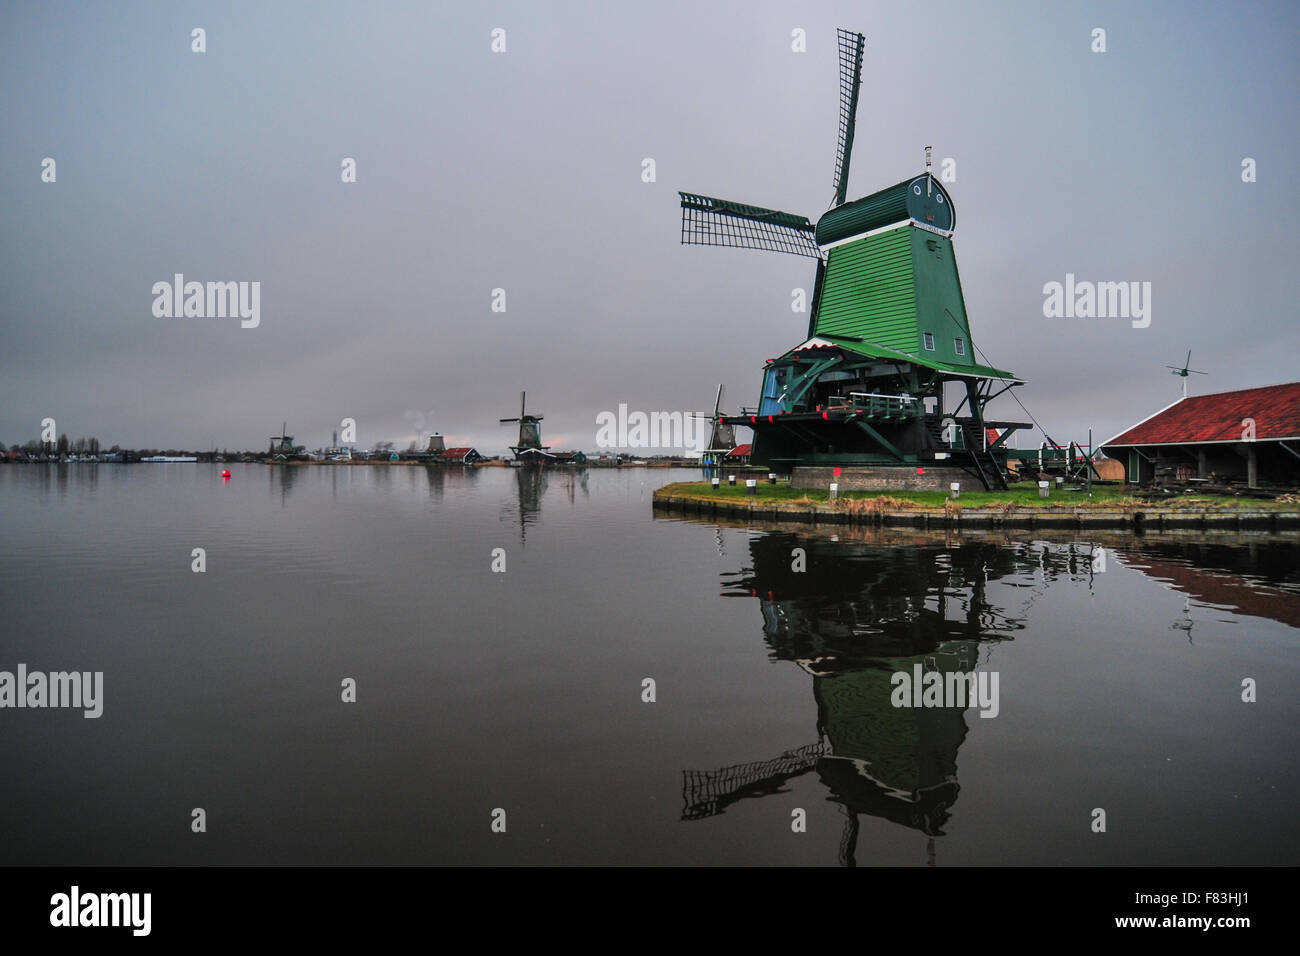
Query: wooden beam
852 420 905 461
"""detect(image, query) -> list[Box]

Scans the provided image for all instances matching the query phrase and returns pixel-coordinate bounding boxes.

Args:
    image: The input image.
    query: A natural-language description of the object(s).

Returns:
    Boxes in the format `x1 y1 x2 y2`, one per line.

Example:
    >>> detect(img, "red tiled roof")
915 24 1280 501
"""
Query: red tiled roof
1104 382 1300 446
441 447 476 458
726 444 753 457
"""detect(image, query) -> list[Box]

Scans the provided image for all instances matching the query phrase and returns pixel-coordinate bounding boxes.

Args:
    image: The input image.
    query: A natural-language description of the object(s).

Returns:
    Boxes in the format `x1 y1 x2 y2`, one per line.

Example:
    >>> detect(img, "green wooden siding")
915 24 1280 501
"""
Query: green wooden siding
909 229 974 368
814 226 917 352
813 224 977 368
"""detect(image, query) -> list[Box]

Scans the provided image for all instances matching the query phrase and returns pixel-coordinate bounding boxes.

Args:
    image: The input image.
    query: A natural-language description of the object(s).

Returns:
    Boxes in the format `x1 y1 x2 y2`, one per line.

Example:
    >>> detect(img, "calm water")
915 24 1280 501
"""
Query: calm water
1 463 1297 866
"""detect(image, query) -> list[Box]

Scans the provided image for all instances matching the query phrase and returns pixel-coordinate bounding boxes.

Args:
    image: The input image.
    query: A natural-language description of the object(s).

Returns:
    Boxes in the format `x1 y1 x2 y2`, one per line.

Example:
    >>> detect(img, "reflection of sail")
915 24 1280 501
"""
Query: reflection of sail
682 743 829 820
509 466 546 546
688 531 1034 864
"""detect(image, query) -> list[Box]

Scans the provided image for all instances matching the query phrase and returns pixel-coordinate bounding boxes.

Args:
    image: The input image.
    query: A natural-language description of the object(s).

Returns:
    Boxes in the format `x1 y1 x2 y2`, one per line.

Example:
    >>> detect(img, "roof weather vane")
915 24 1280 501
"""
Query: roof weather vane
1165 350 1209 399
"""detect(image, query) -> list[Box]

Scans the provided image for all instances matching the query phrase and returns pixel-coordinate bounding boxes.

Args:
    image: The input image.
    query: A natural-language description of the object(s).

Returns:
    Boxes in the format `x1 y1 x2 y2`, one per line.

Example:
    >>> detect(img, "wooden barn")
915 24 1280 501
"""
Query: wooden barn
440 447 484 465
1101 382 1300 489
724 443 752 465
549 450 588 466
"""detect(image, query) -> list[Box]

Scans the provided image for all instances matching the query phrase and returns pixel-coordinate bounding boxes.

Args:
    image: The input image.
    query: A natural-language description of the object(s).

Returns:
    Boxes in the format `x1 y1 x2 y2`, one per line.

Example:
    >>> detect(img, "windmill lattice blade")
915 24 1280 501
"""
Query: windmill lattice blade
679 192 822 258
832 29 866 207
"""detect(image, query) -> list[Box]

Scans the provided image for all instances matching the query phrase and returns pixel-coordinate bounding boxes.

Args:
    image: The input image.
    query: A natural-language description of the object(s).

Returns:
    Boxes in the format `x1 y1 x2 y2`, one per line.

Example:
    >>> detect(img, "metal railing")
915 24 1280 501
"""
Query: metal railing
842 392 919 418
740 393 921 417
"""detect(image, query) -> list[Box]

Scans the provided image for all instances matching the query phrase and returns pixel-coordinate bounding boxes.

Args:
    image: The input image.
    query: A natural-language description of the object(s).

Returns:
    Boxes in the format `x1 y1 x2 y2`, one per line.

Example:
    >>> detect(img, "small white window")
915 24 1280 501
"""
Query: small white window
954 337 965 355
922 332 935 351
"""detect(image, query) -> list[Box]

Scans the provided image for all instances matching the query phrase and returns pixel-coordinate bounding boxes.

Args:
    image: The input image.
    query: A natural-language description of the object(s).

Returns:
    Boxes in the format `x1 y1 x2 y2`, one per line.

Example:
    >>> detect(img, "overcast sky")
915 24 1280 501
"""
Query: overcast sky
2 0 1296 454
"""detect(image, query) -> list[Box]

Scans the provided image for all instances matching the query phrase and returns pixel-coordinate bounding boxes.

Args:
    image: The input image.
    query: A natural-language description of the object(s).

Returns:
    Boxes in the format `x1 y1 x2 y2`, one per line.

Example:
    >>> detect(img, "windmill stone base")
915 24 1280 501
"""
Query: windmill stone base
793 465 974 493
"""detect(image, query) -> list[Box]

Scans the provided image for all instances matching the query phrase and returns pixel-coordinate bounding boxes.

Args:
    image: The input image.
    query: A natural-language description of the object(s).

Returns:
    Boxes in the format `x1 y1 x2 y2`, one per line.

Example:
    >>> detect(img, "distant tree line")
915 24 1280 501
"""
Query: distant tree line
1 436 264 461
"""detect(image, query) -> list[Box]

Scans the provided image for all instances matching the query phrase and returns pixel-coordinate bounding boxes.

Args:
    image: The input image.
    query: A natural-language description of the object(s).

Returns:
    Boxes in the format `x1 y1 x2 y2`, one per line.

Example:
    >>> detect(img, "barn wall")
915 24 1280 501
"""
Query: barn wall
1108 442 1300 486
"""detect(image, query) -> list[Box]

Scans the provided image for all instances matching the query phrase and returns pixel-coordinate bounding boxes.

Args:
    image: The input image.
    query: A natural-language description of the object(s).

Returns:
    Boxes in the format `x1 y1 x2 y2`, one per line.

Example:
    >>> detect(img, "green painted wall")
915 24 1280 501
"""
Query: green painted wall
909 230 974 369
813 224 976 367
814 226 917 351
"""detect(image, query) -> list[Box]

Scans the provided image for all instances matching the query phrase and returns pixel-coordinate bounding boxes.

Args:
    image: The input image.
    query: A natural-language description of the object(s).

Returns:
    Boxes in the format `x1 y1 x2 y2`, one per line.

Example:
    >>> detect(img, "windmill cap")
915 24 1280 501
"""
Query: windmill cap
816 175 954 245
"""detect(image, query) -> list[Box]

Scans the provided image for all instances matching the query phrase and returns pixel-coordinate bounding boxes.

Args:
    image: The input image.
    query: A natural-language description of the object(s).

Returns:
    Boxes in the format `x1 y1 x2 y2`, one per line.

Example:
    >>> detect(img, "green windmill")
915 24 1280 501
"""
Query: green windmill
268 422 304 460
678 29 1028 490
500 391 550 462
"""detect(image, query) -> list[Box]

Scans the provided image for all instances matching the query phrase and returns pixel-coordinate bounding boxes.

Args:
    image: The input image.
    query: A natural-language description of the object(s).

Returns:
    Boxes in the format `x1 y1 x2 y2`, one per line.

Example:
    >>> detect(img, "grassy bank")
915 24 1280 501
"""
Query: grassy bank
658 480 1291 511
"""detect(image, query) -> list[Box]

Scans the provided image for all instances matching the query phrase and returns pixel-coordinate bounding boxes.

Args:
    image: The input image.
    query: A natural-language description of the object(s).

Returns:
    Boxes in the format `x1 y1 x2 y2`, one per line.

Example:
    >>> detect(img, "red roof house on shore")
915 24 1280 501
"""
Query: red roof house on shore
725 443 753 464
440 447 484 464
1101 382 1300 487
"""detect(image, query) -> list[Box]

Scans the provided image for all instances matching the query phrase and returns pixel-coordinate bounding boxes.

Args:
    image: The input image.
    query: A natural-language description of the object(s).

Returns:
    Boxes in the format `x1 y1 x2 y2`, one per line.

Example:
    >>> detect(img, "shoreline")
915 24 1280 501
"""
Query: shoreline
652 482 1300 531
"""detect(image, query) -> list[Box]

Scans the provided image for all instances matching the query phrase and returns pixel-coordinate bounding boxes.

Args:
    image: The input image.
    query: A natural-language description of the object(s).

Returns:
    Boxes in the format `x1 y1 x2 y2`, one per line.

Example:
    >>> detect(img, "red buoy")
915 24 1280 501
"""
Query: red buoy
221 470 231 479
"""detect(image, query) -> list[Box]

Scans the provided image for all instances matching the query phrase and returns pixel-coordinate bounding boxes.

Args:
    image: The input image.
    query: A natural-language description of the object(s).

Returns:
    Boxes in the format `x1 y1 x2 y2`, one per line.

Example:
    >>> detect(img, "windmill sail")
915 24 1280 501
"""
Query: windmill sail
707 383 735 452
832 29 866 207
679 192 822 258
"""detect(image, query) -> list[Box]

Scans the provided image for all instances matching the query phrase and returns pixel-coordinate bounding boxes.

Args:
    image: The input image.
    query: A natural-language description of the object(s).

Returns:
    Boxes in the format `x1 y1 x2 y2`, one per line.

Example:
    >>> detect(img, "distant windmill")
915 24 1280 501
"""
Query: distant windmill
1165 351 1208 398
689 383 736 468
268 421 298 458
500 391 548 460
